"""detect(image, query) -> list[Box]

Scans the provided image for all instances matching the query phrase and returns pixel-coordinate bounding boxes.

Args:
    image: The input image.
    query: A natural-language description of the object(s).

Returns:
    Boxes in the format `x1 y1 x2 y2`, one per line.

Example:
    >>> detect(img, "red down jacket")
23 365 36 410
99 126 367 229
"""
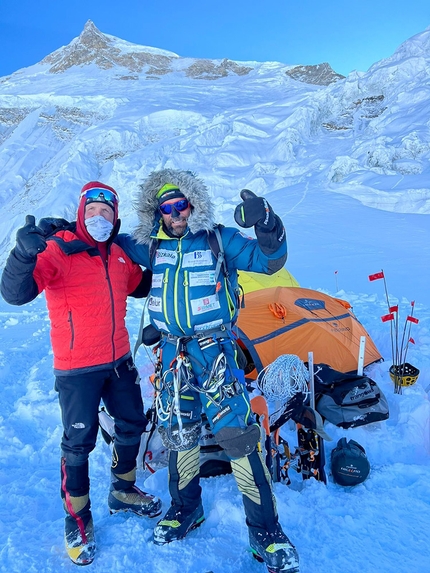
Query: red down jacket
33 229 142 373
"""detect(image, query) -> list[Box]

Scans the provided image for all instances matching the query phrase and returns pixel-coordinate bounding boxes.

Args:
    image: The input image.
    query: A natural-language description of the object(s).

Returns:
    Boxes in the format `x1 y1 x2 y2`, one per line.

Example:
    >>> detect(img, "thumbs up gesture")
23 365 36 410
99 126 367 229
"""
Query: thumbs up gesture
15 215 47 259
234 189 275 230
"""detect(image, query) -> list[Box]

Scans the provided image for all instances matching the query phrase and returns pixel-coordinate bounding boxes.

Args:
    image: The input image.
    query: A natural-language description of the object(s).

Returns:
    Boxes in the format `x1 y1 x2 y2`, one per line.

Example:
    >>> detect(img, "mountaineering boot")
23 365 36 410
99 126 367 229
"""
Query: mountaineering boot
229 451 299 572
63 494 96 566
109 444 162 517
153 446 204 544
249 524 299 573
108 482 162 517
61 457 95 565
152 501 205 545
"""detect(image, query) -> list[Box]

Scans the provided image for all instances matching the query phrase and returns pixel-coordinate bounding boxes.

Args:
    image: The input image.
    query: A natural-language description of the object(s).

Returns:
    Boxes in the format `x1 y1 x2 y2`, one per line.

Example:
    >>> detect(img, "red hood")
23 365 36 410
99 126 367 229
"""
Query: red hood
75 181 119 244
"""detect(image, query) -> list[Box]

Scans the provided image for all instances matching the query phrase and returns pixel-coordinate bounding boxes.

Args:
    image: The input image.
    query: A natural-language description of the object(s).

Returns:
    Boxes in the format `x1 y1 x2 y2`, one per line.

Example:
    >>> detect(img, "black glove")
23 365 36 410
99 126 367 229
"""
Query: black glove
15 215 47 260
234 189 275 231
37 217 70 236
234 189 286 258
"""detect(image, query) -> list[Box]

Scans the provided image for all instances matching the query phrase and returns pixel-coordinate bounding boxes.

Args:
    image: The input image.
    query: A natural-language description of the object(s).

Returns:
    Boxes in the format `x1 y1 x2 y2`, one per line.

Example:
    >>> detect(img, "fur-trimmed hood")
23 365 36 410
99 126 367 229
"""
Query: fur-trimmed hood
133 169 216 245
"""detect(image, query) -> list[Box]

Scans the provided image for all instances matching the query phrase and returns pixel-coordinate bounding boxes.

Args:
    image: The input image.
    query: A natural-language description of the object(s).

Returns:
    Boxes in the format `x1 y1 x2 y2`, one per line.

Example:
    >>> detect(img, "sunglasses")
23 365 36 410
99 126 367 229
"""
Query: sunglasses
159 199 190 215
81 188 118 208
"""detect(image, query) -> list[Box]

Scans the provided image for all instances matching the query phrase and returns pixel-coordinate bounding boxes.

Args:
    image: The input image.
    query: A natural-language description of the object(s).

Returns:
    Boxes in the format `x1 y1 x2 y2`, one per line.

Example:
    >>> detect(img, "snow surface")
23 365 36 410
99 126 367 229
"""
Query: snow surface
0 24 429 573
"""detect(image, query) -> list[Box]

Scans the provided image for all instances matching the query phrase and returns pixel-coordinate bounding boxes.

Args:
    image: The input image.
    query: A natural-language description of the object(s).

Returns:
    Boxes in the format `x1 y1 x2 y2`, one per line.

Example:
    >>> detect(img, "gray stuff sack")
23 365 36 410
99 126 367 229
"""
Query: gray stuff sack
313 364 389 429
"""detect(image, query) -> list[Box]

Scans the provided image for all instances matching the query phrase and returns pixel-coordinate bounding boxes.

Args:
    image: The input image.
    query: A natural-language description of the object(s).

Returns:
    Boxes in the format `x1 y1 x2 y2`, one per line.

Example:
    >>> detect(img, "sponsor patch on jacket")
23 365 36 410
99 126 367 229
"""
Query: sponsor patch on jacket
152 273 164 289
152 318 169 332
182 250 213 268
212 405 232 425
190 294 221 315
194 319 223 332
155 249 178 266
148 296 162 313
189 270 216 287
239 231 253 240
198 337 217 350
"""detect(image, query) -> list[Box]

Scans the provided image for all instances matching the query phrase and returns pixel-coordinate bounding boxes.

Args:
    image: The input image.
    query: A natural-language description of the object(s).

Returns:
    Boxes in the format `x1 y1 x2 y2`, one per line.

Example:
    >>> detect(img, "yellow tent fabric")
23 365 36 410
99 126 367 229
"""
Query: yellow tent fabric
238 267 299 294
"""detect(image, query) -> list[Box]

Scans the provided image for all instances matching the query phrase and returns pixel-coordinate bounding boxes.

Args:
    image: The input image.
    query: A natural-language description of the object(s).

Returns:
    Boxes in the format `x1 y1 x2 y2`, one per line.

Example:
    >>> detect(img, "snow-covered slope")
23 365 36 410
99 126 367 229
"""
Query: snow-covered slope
1 22 429 300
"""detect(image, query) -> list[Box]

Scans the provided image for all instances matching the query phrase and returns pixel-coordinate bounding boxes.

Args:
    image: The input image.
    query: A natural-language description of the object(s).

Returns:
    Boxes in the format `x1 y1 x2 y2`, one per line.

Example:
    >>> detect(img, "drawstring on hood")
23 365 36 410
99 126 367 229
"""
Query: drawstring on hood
133 169 216 245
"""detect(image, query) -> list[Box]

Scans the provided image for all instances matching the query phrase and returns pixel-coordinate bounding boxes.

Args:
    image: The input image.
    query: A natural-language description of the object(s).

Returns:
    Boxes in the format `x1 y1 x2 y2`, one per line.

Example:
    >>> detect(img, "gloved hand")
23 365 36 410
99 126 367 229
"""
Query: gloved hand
234 189 275 231
15 215 47 260
37 217 70 236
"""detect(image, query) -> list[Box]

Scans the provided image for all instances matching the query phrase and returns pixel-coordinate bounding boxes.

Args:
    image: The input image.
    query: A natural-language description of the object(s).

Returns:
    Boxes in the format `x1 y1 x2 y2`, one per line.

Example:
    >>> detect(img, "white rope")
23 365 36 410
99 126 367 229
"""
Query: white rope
256 354 310 402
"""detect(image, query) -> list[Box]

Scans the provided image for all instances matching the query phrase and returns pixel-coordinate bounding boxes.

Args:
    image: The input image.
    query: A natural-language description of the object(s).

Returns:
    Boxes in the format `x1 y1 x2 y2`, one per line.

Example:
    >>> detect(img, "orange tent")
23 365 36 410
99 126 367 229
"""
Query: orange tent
236 287 382 375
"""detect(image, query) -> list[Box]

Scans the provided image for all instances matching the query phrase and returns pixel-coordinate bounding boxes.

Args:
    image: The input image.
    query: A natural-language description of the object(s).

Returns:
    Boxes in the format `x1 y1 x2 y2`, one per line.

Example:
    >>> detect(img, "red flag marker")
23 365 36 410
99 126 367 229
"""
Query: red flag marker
409 337 415 344
369 271 385 281
381 313 394 322
407 316 419 324
411 301 415 307
389 305 398 313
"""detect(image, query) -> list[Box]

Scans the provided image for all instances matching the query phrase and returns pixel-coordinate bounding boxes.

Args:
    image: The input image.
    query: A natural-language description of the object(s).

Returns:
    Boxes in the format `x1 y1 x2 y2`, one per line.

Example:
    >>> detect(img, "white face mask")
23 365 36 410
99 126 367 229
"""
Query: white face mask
85 215 114 242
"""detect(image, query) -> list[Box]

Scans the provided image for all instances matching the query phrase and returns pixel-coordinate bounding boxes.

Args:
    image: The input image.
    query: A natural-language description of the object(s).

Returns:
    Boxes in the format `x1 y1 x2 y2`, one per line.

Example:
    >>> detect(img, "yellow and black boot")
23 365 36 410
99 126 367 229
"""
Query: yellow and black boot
61 458 96 566
108 443 162 517
231 450 299 573
153 446 205 545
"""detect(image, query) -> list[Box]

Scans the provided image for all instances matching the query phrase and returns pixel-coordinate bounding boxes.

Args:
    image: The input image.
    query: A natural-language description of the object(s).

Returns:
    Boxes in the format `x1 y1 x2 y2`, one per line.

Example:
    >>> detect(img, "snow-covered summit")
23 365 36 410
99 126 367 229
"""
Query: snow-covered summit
40 20 180 74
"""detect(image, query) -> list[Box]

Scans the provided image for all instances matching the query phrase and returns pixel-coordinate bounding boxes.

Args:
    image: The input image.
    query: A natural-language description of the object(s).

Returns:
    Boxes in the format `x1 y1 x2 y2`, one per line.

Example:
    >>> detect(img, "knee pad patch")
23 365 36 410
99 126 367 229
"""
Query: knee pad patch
214 424 260 459
158 421 201 451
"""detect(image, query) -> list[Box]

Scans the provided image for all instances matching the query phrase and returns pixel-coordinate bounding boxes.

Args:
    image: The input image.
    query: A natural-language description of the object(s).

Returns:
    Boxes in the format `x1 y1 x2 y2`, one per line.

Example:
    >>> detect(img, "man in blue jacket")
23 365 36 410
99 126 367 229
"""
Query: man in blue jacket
117 169 299 573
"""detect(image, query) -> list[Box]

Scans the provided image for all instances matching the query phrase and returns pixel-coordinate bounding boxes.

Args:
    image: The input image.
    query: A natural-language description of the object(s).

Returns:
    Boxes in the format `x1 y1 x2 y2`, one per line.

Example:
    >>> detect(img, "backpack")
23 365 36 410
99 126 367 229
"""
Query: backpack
313 364 389 429
331 438 370 486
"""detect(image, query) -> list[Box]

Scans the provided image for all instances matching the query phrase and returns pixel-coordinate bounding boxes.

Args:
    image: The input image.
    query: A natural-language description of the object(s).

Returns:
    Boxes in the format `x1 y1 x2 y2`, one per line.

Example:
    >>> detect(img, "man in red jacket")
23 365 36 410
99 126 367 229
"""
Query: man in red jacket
0 182 161 566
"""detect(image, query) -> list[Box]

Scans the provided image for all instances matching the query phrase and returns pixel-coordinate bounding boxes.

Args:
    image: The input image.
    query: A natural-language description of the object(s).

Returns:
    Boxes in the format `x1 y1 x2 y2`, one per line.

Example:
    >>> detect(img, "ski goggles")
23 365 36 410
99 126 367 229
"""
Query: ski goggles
80 188 118 208
159 199 190 215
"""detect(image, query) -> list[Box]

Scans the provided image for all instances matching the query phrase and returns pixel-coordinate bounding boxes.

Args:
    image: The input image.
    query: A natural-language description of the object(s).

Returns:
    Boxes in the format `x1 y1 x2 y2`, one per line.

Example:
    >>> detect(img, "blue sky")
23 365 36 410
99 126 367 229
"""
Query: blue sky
1 0 430 77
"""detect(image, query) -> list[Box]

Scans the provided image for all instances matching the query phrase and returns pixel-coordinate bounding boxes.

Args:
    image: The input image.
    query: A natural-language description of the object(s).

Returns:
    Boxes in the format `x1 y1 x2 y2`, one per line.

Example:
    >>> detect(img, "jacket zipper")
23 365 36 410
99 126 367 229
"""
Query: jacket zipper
173 239 185 333
103 256 116 365
183 270 191 329
162 268 170 325
68 310 75 350
224 276 235 320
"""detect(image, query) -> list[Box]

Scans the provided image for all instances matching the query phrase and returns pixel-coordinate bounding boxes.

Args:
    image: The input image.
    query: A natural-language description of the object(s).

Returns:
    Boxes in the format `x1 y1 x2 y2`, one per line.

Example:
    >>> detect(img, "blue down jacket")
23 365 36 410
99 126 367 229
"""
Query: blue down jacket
116 169 287 337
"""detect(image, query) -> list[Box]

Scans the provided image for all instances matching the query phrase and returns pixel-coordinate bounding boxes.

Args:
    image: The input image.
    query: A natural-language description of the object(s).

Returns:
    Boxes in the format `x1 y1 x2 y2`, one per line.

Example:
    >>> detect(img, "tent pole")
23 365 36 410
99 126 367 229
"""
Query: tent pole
357 336 366 375
308 351 315 410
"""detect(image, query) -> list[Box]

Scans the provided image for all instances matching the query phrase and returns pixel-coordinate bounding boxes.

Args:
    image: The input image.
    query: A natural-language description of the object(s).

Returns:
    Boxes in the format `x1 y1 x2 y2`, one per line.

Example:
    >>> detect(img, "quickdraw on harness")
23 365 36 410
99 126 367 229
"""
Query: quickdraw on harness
152 326 243 445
